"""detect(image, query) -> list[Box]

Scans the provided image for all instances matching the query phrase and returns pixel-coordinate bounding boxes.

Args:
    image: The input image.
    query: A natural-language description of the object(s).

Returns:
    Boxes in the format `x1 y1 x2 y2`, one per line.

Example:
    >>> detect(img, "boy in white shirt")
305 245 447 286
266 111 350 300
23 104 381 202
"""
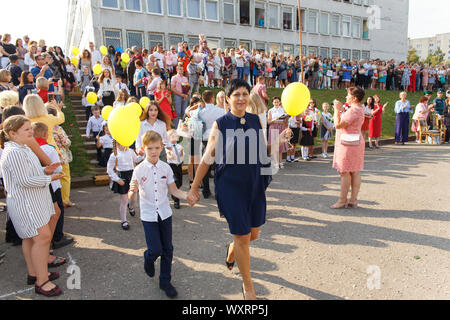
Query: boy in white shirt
86 106 104 164
129 131 188 299
165 130 184 209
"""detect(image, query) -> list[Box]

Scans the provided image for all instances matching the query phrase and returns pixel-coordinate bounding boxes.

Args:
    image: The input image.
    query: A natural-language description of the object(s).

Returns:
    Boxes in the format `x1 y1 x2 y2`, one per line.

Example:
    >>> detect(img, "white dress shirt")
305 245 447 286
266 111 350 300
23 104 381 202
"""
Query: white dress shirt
99 134 113 149
136 119 170 150
115 82 130 95
107 149 143 182
132 160 175 222
198 104 226 141
86 115 104 136
41 144 62 191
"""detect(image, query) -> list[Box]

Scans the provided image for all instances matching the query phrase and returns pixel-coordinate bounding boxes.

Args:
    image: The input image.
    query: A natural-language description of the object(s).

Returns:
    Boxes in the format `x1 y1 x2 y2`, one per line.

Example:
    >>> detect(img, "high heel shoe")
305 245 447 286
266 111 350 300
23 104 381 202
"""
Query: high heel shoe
226 243 235 270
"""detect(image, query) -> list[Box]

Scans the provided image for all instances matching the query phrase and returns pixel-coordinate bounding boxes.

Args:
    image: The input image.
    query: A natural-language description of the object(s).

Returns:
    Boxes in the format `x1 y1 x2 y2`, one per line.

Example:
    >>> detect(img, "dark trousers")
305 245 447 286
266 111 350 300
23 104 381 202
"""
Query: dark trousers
142 216 173 286
202 141 212 196
85 107 93 121
53 188 65 242
445 128 450 143
92 131 102 162
99 148 112 167
169 163 183 203
128 81 136 97
395 113 410 143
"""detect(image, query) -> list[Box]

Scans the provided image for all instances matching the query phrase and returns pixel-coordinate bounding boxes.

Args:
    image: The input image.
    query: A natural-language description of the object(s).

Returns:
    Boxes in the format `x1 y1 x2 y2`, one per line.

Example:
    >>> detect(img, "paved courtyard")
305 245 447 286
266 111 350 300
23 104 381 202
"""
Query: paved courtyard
1 143 449 300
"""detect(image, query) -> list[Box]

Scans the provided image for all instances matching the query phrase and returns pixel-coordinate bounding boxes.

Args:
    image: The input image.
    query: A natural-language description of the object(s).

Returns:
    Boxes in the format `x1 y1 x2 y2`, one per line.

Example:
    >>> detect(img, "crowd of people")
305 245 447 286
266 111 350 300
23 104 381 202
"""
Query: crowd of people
0 31 449 300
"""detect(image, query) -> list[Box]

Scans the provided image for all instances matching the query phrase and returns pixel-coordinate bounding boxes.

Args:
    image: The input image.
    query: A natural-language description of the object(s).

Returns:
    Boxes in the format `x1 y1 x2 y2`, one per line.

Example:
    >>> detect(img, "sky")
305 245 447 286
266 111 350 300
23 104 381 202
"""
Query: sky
0 0 448 48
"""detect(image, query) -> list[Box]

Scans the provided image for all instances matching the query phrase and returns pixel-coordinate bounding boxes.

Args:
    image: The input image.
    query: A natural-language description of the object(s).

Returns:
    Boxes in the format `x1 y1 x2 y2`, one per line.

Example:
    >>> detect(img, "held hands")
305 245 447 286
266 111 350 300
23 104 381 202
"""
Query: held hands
129 180 139 193
186 188 201 207
51 173 65 181
45 163 62 175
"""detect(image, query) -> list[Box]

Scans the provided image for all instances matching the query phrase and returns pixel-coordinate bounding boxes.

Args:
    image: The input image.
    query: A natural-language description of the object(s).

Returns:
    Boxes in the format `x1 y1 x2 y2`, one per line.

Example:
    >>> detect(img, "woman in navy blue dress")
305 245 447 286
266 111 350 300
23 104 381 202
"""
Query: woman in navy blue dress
187 79 291 300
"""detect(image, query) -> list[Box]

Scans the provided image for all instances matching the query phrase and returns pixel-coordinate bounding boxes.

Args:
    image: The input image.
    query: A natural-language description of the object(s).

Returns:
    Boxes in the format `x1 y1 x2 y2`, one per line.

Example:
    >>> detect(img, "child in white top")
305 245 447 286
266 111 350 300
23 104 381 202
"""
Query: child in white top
107 141 144 230
320 103 334 158
128 131 187 299
207 55 215 88
165 130 184 209
97 123 113 167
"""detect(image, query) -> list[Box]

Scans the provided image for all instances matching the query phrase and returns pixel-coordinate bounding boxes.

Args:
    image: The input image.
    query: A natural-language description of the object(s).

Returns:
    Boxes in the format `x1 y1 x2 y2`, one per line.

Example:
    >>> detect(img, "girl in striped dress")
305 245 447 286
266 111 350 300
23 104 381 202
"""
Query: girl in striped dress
0 115 65 297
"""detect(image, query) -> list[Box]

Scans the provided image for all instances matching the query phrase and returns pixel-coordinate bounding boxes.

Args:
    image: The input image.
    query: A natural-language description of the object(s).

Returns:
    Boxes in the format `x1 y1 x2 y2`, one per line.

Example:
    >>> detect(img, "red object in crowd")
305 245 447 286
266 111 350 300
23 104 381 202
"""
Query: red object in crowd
154 90 175 119
38 89 49 103
369 104 383 138
409 68 416 92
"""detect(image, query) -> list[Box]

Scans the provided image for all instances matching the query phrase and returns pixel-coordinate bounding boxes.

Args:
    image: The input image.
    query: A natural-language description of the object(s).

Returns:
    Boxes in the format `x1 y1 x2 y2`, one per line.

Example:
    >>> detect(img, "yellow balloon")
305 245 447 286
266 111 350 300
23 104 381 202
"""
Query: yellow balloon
86 92 98 105
281 82 311 116
72 46 80 56
93 64 103 75
102 106 114 121
139 97 150 108
108 106 141 148
128 103 143 118
71 57 79 67
100 46 108 55
121 53 130 64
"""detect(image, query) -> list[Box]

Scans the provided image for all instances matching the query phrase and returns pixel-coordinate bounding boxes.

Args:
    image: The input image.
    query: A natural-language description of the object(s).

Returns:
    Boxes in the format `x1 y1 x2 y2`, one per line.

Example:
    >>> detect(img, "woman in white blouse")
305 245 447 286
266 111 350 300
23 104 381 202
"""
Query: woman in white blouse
97 69 117 107
214 49 225 88
24 44 38 70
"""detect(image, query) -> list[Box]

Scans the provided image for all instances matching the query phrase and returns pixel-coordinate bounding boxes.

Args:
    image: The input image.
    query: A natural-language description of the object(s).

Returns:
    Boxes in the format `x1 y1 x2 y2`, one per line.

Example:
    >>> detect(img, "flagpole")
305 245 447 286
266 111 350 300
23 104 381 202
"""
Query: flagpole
297 0 304 83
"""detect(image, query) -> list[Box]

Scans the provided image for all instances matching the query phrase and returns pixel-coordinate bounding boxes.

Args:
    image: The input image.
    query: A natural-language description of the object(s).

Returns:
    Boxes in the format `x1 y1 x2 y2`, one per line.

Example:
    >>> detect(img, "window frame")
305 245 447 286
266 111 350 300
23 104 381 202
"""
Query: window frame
205 0 219 22
167 0 183 17
124 0 142 13
187 0 202 20
103 28 122 49
307 10 318 34
147 0 163 15
101 0 120 10
331 13 340 36
352 17 361 38
224 39 237 49
319 11 330 35
168 34 184 49
282 6 293 31
268 3 280 29
223 0 235 24
126 30 144 49
254 1 266 28
148 33 165 51
342 15 351 37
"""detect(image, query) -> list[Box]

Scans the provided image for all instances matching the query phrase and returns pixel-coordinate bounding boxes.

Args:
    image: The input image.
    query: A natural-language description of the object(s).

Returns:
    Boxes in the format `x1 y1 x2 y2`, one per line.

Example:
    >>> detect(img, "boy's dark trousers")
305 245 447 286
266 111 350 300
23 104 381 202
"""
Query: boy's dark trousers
85 106 93 121
202 141 212 197
52 188 65 242
169 163 183 203
91 131 102 163
142 216 173 287
445 128 450 143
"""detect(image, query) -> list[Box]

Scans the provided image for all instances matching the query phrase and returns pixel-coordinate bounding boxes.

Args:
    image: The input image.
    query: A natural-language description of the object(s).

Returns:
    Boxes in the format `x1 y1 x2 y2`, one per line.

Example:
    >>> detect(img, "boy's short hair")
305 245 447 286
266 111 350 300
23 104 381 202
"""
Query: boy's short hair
142 130 163 147
91 106 100 112
272 96 281 102
32 122 48 137
36 77 49 90
47 105 58 116
9 55 19 63
202 90 215 104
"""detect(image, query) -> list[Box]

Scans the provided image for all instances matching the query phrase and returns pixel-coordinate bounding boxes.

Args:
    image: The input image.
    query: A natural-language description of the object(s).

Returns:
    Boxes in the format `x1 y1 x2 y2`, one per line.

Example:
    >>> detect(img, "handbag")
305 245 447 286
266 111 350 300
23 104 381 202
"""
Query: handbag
341 133 361 146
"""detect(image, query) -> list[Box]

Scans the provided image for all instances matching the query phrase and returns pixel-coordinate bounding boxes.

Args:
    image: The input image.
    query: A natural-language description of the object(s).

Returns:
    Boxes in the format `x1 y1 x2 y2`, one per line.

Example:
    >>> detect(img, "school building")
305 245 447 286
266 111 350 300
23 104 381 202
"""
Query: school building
65 0 409 62
408 33 450 62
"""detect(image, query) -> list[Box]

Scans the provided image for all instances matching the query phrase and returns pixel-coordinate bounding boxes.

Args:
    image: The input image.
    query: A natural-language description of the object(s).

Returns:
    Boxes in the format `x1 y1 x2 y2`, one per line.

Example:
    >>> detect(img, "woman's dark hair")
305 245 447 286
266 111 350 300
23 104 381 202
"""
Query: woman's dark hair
226 79 251 98
309 98 317 106
348 87 365 103
108 46 115 55
272 96 281 102
2 106 25 123
189 96 202 107
19 71 33 87
365 96 375 109
54 46 65 58
144 101 171 129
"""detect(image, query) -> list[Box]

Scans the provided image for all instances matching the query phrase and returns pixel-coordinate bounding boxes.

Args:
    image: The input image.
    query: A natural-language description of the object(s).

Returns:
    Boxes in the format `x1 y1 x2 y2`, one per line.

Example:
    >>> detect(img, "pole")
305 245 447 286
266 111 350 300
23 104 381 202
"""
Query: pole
297 0 304 83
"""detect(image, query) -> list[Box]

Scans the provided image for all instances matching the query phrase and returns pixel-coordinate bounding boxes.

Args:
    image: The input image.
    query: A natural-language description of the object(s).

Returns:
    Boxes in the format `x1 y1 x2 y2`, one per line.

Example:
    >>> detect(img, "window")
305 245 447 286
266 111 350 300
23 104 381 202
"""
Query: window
341 49 350 60
361 50 370 60
187 0 200 18
124 0 141 11
331 48 340 58
295 45 307 56
147 0 162 14
296 9 305 31
352 50 360 61
363 0 369 5
416 44 421 48
320 47 329 58
353 0 361 4
205 0 219 21
168 35 183 48
307 10 318 33
269 43 280 54
255 1 265 27
240 0 250 25
104 29 122 49
149 33 164 51
102 0 118 9
283 7 293 30
127 31 143 48
362 19 369 39
319 12 329 34
187 36 199 49
208 38 220 49
308 46 318 57
283 44 294 57
256 42 266 51
331 14 340 35
430 43 434 47
342 16 351 37
269 4 279 29
224 0 235 23
224 39 237 49
352 17 361 38
168 0 182 16
240 40 251 51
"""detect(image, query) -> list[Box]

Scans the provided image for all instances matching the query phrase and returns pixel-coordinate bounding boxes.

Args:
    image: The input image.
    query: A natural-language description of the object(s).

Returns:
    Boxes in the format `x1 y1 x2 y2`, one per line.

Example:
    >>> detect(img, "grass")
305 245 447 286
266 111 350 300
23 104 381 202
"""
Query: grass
62 96 92 177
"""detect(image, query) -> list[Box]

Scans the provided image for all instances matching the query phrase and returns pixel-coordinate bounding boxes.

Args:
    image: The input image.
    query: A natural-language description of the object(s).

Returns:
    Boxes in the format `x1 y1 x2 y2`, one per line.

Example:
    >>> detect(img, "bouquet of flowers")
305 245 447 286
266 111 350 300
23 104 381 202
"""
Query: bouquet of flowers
181 83 190 95
304 115 313 122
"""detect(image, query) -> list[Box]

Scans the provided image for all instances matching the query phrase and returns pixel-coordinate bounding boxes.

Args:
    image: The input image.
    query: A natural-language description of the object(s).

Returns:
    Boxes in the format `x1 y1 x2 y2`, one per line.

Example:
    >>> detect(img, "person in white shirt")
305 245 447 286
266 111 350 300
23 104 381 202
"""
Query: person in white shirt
147 68 162 100
96 123 113 167
86 106 104 163
165 130 184 209
115 74 130 95
98 69 117 106
89 42 103 69
107 140 144 230
128 130 188 299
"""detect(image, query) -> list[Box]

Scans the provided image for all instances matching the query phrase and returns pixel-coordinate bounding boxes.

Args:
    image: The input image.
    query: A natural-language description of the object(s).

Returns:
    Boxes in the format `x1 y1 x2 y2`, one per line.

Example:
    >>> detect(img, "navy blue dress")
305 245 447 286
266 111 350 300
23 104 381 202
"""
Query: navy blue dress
214 112 270 236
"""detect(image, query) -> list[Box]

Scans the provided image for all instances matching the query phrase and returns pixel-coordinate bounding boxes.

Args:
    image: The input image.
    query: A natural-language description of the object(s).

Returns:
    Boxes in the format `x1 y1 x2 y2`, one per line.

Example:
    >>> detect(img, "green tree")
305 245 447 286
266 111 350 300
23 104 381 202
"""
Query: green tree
431 47 445 65
407 48 419 63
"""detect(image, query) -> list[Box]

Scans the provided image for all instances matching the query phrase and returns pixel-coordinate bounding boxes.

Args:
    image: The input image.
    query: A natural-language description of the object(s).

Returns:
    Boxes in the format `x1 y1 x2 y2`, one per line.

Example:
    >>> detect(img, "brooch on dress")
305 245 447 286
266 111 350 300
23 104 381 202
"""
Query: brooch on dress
240 118 246 125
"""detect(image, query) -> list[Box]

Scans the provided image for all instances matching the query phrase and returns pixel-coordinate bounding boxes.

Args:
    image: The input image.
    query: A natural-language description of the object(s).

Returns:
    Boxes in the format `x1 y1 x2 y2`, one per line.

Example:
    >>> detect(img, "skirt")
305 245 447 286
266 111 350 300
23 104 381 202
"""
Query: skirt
300 131 314 146
290 127 300 145
110 170 133 195
361 117 370 131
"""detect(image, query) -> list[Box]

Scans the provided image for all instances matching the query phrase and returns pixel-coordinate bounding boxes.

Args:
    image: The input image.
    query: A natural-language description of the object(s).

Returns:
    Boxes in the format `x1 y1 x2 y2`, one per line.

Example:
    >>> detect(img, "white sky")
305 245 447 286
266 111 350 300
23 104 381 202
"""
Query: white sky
0 0 448 48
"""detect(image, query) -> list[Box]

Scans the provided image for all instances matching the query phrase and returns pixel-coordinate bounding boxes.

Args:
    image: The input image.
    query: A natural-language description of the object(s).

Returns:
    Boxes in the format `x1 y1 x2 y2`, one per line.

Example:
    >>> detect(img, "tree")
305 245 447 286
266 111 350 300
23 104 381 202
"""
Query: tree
424 47 445 66
407 48 419 63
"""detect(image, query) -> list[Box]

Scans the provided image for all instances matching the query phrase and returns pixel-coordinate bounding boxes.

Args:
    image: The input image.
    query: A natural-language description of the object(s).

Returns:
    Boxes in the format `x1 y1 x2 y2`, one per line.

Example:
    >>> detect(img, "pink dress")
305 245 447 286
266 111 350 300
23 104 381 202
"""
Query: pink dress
333 105 365 173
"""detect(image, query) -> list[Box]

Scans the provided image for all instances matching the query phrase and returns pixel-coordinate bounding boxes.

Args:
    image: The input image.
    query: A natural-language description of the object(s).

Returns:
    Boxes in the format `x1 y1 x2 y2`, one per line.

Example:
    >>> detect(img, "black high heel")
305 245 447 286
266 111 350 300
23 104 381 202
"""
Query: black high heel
226 243 235 270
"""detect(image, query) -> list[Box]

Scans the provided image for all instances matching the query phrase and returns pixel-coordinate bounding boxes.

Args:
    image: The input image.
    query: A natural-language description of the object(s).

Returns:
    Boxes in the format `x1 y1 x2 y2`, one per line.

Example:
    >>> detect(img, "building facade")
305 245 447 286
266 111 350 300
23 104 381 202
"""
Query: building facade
66 0 409 62
409 33 450 62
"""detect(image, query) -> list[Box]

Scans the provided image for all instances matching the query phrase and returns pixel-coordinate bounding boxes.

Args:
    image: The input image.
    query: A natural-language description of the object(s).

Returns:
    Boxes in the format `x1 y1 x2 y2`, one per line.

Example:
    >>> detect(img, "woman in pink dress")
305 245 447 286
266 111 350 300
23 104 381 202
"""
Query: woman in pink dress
332 87 366 209
421 66 429 90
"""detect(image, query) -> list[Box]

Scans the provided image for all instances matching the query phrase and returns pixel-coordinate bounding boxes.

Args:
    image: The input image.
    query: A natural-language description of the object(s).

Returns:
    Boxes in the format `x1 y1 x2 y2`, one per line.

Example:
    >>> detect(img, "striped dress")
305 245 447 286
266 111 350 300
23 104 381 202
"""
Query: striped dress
0 142 55 239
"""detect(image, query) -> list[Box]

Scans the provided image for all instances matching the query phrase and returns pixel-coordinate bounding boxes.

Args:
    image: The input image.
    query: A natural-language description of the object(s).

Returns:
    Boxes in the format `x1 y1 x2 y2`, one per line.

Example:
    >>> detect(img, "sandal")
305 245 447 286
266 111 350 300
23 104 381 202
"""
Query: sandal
48 256 67 269
35 279 63 297
27 272 60 285
226 243 235 271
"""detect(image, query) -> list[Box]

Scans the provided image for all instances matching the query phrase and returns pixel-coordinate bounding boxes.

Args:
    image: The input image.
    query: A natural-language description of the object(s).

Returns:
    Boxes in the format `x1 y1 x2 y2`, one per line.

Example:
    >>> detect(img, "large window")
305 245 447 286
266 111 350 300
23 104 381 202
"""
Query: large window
205 0 219 21
207 38 220 49
269 43 280 54
256 42 266 51
352 17 361 38
127 31 143 48
341 49 350 60
147 0 162 14
149 33 164 51
296 9 305 31
168 0 182 16
124 0 141 11
102 0 118 9
240 40 251 51
103 29 122 49
331 14 340 35
283 44 294 57
269 4 279 29
308 46 318 57
187 0 201 18
352 50 360 61
224 0 235 23
319 12 329 34
169 35 183 48
188 36 199 49
224 39 237 49
307 10 318 33
255 1 265 27
331 48 340 58
361 50 370 60
362 19 369 39
342 16 351 37
283 7 293 30
240 0 250 25
320 47 329 58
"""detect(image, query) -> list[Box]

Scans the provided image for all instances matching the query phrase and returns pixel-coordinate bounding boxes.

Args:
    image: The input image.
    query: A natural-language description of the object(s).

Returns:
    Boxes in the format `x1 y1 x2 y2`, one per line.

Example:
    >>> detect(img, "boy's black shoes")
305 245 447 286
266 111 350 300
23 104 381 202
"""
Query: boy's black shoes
144 251 155 278
160 283 178 299
174 200 180 209
52 235 74 250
